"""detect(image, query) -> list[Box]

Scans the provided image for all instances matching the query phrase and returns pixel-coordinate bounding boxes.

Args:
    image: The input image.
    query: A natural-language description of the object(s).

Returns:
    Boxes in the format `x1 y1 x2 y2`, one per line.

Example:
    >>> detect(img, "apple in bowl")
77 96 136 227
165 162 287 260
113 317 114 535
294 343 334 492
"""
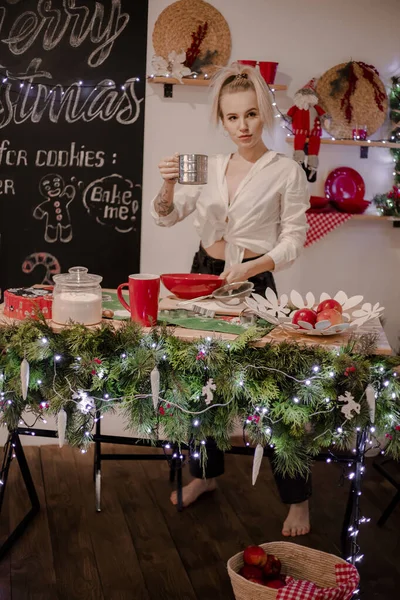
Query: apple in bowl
292 308 317 329
317 299 343 314
316 308 343 326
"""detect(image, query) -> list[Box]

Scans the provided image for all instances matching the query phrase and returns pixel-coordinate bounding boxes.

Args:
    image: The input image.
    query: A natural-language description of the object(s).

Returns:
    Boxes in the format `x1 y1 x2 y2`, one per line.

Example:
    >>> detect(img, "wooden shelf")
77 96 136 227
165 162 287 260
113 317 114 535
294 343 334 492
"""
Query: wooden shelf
286 136 400 158
148 76 287 97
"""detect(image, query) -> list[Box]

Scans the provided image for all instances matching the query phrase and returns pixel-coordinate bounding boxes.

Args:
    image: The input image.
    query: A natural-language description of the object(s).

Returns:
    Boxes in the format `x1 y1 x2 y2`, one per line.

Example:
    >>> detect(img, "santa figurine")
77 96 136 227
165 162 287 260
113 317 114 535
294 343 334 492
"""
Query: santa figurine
286 78 328 182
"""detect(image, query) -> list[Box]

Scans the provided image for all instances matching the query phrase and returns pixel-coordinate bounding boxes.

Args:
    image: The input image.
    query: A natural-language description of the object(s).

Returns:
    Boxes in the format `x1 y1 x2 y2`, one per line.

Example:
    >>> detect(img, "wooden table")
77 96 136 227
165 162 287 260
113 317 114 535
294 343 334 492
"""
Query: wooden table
0 300 392 355
0 295 392 574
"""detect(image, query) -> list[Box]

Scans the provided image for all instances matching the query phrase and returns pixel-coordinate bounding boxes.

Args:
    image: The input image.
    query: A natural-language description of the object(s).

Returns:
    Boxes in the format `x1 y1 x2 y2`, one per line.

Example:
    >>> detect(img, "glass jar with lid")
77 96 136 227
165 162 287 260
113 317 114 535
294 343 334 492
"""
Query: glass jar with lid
52 266 103 326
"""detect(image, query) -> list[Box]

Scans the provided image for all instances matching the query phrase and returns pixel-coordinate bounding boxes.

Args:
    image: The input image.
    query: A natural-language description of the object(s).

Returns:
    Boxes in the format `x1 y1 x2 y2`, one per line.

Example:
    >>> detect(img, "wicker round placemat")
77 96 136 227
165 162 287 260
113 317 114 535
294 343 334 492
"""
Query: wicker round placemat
316 61 388 138
152 0 231 73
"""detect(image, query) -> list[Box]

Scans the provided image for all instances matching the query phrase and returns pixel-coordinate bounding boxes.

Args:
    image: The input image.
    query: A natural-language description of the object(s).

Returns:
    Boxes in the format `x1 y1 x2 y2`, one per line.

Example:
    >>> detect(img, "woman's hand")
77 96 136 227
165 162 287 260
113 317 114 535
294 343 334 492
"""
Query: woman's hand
220 263 252 284
158 153 179 184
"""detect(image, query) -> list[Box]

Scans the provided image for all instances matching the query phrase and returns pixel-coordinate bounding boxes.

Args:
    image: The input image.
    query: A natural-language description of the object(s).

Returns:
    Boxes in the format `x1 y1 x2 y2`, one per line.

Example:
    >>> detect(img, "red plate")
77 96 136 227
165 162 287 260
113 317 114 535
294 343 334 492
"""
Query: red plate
325 167 365 202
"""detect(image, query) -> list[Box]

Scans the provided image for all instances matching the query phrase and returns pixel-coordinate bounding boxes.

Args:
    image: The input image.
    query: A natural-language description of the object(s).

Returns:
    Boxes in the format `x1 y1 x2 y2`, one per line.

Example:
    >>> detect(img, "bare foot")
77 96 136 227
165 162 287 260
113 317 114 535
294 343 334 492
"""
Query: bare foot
282 500 310 537
170 478 217 507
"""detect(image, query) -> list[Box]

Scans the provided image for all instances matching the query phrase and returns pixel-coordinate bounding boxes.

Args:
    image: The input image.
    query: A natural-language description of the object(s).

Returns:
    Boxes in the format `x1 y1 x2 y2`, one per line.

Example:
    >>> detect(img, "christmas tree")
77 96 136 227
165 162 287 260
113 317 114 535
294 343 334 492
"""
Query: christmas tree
374 76 400 216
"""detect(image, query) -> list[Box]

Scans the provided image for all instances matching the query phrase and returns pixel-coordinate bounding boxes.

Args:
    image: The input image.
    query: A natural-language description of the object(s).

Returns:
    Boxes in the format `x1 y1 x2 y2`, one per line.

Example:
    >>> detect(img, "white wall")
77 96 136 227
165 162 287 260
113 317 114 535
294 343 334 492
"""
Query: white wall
142 0 400 353
7 0 400 446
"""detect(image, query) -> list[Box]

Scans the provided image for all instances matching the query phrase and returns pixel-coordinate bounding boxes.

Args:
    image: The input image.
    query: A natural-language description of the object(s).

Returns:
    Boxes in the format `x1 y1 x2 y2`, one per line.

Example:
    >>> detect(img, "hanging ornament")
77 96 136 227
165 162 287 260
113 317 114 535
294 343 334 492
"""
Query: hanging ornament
365 384 376 424
57 409 67 448
252 444 264 485
20 357 30 400
201 378 217 405
151 366 160 411
338 391 361 420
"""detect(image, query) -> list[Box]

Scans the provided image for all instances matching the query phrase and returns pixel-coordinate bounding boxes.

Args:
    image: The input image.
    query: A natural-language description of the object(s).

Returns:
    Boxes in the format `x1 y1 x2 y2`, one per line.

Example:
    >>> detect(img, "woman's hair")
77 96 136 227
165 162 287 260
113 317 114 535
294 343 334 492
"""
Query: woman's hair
210 62 274 130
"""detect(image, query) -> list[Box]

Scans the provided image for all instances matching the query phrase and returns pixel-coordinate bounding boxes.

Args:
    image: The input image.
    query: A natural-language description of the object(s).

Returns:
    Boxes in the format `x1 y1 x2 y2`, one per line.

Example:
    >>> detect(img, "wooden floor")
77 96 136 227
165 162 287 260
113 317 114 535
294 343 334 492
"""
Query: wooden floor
0 443 399 600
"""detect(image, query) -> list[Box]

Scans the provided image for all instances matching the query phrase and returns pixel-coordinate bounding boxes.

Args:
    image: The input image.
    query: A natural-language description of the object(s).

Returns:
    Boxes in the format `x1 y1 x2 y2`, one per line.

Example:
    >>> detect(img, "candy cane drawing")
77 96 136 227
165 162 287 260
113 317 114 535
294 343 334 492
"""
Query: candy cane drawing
22 252 61 285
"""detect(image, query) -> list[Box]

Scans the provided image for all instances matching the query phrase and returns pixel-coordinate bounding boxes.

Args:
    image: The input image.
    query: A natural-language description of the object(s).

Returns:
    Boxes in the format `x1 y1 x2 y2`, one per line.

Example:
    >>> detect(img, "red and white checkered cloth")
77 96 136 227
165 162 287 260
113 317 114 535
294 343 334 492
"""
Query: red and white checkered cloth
277 564 360 600
305 212 353 248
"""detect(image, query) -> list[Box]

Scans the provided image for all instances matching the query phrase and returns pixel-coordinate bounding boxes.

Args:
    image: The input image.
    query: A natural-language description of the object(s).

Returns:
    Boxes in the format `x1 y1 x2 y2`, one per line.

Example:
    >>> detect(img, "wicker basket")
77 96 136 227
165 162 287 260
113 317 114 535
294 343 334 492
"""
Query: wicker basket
153 0 231 74
316 61 388 138
227 542 348 600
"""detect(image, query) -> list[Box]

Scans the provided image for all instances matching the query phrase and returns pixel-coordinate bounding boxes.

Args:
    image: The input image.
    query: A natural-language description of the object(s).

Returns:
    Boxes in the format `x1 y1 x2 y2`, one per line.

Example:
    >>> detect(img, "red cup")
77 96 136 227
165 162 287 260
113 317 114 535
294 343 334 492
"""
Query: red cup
237 60 257 67
258 61 279 84
117 274 160 327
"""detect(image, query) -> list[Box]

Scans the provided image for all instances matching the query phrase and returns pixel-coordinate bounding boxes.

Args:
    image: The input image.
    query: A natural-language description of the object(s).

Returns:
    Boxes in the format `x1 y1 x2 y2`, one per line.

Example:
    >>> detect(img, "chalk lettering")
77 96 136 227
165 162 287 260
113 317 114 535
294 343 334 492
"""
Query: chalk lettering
1 0 130 67
35 143 105 168
0 60 142 127
0 140 28 165
0 179 15 194
83 174 140 233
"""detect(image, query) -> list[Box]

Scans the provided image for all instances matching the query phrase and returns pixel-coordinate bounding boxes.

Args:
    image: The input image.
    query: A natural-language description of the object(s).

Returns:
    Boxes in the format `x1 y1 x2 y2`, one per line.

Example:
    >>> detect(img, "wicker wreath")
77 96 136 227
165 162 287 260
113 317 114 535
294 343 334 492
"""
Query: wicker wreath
316 61 388 138
152 0 231 74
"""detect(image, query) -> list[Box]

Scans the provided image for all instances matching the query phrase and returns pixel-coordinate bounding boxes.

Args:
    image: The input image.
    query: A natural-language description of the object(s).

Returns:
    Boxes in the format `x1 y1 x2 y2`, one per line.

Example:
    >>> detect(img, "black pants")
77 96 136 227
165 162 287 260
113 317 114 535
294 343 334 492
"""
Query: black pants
189 245 312 505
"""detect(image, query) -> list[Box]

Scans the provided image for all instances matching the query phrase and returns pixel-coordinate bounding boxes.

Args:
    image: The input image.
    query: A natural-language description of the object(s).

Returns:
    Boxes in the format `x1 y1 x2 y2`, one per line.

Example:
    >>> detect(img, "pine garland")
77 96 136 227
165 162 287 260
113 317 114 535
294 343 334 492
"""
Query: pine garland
0 318 399 475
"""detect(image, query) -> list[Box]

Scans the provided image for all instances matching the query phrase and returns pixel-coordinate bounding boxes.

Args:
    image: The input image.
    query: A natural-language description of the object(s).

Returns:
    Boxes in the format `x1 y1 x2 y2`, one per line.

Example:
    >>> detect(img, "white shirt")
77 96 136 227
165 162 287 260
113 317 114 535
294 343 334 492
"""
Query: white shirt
150 151 310 271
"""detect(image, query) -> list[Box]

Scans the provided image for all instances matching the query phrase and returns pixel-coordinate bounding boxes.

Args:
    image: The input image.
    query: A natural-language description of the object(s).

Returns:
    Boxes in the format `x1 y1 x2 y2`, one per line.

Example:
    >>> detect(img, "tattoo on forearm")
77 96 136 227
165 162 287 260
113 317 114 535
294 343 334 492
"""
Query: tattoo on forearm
155 187 174 216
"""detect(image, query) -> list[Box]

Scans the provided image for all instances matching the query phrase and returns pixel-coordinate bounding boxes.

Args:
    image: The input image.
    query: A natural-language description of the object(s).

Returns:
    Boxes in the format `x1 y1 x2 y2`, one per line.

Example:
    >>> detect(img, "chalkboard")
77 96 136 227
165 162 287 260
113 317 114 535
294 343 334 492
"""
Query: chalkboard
0 0 148 296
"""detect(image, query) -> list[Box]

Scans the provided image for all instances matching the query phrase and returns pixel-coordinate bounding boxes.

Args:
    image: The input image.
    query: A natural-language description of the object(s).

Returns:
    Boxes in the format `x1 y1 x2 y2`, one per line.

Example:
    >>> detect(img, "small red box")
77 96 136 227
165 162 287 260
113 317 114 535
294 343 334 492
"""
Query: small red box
4 287 53 320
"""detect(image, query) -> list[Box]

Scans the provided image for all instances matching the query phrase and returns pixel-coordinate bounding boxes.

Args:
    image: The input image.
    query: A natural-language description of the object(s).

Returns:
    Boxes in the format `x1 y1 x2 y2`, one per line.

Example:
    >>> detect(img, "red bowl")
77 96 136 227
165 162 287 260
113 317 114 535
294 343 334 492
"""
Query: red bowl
310 195 329 209
331 198 370 214
160 273 225 300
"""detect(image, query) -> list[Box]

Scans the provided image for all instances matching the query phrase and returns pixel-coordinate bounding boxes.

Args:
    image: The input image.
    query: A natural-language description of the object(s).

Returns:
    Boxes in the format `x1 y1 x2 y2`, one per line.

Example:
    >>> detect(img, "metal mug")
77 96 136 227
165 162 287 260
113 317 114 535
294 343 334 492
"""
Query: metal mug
178 154 208 185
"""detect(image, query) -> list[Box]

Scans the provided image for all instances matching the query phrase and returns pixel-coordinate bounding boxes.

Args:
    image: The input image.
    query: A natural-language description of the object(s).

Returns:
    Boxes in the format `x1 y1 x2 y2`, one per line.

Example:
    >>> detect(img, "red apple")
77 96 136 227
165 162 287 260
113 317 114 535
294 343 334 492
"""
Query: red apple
292 308 317 328
264 578 286 589
317 299 343 314
263 554 281 578
239 565 264 580
316 308 343 326
243 545 267 567
248 577 264 585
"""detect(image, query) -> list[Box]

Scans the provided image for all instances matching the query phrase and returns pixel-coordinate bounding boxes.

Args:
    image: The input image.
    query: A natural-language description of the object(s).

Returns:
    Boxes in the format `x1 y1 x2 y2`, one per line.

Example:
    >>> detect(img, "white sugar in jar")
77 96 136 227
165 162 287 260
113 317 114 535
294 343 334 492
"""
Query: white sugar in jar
52 267 103 326
52 291 102 325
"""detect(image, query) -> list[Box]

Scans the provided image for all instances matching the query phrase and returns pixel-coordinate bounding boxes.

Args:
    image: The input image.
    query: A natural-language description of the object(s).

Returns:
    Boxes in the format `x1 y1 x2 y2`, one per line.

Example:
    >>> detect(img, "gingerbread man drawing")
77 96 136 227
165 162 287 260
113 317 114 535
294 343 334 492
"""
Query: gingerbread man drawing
33 174 75 243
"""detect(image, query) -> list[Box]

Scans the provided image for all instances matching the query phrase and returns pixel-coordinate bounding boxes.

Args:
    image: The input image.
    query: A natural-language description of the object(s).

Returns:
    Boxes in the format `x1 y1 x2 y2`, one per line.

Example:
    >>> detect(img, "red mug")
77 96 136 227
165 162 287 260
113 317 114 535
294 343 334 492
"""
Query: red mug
258 61 279 84
237 60 257 67
117 274 160 326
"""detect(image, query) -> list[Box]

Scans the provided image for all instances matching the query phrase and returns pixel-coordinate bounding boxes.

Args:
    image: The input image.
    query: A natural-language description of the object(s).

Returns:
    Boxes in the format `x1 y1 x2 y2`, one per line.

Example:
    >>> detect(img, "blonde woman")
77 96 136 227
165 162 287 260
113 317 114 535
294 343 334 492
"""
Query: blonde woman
151 63 311 537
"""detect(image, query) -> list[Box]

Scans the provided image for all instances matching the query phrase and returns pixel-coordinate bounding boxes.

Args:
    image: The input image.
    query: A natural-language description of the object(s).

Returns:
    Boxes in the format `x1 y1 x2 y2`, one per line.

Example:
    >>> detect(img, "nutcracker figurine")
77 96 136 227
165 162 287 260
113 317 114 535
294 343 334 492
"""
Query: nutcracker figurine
286 79 328 182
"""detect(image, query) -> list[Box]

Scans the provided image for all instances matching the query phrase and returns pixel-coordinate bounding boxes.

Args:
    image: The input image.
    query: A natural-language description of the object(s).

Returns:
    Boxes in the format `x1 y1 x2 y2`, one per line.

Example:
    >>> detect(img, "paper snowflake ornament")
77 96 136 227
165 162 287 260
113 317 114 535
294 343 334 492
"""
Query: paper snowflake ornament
202 378 217 405
245 288 384 337
74 390 95 414
338 391 361 420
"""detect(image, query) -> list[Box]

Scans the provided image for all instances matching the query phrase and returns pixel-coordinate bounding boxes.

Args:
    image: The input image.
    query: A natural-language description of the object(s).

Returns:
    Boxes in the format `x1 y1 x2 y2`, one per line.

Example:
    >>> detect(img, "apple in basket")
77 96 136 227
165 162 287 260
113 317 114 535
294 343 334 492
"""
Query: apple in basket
292 308 317 328
243 545 267 567
317 299 343 314
263 554 282 578
239 565 264 580
316 308 343 326
248 577 265 585
264 578 286 589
